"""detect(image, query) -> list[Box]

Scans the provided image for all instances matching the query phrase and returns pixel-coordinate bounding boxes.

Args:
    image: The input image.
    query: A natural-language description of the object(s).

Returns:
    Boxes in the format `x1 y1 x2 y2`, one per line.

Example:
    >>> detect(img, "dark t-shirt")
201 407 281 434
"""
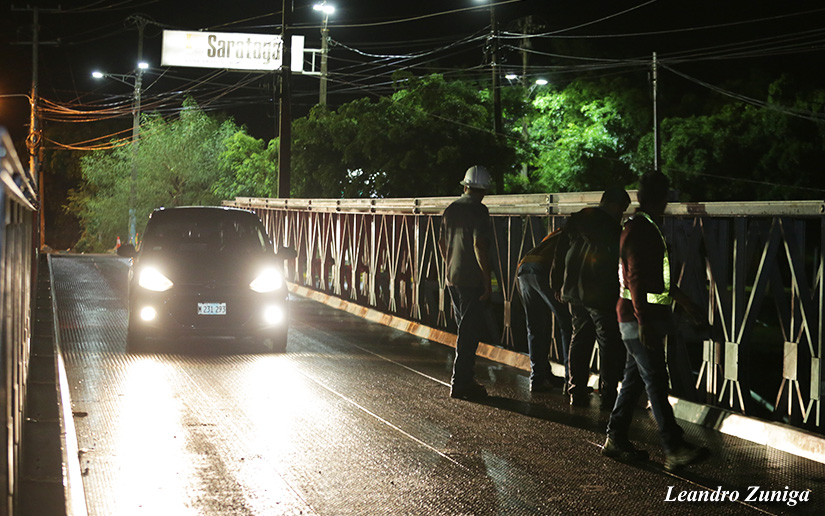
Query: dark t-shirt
560 206 622 309
440 194 491 287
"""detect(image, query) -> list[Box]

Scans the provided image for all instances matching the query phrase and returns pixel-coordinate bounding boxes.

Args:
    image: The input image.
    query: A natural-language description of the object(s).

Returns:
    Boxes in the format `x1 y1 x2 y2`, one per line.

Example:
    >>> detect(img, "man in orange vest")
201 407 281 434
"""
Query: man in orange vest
517 228 572 392
603 172 709 471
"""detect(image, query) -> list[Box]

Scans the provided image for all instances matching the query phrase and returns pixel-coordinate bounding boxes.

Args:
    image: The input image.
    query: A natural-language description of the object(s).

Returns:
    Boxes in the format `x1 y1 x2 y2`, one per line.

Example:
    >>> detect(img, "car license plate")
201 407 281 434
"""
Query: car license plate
197 302 226 315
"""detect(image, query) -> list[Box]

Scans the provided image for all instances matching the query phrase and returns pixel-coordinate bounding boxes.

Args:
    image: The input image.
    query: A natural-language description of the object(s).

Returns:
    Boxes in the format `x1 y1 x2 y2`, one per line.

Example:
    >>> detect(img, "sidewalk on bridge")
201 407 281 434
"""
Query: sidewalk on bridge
289 283 825 466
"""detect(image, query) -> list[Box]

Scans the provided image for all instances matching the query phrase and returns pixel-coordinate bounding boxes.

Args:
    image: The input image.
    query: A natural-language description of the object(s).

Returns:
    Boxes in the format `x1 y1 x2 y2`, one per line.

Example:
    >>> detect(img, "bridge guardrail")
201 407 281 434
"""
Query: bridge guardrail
226 194 825 433
0 128 37 514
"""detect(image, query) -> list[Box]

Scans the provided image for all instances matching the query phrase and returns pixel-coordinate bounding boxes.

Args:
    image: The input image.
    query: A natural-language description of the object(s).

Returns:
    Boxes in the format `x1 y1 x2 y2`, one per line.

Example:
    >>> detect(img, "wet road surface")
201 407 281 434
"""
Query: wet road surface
51 254 825 515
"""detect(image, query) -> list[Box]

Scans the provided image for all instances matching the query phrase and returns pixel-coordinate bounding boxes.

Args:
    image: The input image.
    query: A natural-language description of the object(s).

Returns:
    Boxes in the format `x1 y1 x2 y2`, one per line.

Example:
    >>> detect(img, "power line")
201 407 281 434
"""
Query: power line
662 64 825 123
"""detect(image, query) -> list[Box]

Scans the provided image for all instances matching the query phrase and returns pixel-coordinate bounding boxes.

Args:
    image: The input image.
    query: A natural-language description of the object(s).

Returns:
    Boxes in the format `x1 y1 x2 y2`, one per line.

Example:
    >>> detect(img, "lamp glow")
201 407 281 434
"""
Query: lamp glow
140 306 157 321
263 305 284 325
313 4 335 15
250 268 284 293
138 267 174 292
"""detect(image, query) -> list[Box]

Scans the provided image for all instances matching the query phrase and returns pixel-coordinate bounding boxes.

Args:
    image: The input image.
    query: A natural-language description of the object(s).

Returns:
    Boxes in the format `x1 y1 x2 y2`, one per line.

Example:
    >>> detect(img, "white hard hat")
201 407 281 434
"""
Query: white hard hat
460 165 491 190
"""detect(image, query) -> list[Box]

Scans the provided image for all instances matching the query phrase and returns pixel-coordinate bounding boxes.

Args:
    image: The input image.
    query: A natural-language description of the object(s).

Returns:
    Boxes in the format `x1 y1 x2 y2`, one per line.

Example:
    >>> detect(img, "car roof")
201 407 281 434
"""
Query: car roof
148 206 259 224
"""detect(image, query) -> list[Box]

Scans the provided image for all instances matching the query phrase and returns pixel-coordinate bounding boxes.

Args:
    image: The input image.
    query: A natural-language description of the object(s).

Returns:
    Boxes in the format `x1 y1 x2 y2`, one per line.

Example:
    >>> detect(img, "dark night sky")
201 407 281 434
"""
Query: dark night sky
2 0 825 147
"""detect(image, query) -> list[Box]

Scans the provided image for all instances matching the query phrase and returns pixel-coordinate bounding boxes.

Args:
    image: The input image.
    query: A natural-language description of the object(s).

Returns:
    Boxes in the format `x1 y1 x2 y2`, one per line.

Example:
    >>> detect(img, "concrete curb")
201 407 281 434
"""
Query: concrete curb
289 282 825 465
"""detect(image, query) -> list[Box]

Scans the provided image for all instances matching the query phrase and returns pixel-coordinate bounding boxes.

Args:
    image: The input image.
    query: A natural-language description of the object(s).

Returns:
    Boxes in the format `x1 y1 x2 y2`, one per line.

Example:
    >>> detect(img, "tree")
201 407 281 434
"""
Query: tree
42 120 127 249
290 74 519 198
525 77 649 193
656 77 825 200
68 98 242 251
212 132 278 199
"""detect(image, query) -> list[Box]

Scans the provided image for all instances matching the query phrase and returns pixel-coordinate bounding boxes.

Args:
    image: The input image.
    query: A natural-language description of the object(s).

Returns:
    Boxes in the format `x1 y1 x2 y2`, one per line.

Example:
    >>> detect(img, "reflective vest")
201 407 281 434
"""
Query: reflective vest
620 211 672 305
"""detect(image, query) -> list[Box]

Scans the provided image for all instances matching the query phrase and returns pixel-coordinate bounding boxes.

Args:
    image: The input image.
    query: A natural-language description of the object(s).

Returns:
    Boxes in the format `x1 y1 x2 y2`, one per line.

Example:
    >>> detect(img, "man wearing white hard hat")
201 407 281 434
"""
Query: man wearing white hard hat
438 166 493 400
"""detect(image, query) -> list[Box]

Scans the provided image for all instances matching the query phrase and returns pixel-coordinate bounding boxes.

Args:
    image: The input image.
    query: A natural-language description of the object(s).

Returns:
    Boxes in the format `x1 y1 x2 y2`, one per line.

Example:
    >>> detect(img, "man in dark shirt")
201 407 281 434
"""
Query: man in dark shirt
517 229 571 393
603 172 709 471
439 166 493 400
555 187 630 409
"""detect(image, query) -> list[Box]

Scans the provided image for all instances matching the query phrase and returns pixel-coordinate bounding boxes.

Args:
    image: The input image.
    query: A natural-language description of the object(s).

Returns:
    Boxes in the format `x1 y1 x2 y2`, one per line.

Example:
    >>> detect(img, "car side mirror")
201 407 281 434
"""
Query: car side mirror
275 246 297 260
117 244 137 258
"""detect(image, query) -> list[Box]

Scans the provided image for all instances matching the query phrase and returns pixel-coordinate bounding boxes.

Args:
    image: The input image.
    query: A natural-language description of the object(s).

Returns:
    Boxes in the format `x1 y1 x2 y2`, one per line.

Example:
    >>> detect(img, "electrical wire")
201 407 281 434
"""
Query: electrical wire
501 6 825 40
60 0 161 14
672 170 825 194
35 0 825 158
321 0 523 30
662 64 825 123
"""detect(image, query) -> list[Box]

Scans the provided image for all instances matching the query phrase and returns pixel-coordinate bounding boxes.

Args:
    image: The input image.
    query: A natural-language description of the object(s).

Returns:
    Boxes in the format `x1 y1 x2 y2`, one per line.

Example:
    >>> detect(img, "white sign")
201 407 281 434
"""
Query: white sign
161 30 305 72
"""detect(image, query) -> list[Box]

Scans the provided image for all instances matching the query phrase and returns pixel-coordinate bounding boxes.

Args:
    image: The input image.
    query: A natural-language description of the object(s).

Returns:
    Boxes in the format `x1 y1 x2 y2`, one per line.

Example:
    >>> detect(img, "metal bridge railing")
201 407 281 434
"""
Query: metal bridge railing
226 194 825 433
0 128 37 514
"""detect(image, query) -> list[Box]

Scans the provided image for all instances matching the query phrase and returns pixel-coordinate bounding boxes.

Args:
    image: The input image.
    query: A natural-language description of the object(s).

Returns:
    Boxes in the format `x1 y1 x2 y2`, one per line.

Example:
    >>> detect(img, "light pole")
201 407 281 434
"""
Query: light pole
313 2 335 106
92 61 148 245
476 0 503 191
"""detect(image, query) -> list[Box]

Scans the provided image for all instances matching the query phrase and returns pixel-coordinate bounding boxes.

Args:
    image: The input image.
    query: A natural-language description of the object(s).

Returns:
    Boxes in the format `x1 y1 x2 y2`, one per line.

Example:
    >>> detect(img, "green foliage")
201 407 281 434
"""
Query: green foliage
523 77 648 193
212 132 278 199
43 121 127 249
69 98 242 252
660 77 825 200
291 74 518 197
63 73 825 250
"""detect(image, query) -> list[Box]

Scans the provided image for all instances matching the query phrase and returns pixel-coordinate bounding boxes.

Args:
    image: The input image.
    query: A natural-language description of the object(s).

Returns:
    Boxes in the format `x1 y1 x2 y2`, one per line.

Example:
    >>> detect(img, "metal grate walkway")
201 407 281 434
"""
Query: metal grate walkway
52 254 824 516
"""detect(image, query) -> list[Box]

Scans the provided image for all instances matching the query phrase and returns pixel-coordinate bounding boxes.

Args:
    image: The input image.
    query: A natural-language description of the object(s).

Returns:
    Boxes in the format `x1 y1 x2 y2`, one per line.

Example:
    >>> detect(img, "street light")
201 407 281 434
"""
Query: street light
92 61 148 245
313 2 335 105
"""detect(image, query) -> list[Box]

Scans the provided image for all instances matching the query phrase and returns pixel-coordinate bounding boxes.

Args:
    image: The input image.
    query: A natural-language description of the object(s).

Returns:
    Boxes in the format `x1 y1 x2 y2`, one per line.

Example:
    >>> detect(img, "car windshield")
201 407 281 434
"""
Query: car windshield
142 213 268 256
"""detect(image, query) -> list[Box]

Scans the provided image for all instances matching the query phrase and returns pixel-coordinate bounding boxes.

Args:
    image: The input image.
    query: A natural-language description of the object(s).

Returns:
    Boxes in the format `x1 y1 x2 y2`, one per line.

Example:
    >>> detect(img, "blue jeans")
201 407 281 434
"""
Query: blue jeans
606 332 685 453
447 285 486 387
517 263 572 384
567 303 625 397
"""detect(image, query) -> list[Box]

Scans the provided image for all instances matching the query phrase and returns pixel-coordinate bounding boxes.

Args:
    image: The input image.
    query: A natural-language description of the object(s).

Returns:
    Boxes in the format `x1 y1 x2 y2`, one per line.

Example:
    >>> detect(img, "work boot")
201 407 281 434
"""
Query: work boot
450 382 488 400
530 375 564 393
665 441 710 471
601 437 649 461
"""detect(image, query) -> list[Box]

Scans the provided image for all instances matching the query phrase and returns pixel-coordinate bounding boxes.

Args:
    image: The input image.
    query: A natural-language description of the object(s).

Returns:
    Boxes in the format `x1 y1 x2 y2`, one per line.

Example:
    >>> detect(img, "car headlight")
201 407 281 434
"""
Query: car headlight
138 267 174 292
249 267 284 293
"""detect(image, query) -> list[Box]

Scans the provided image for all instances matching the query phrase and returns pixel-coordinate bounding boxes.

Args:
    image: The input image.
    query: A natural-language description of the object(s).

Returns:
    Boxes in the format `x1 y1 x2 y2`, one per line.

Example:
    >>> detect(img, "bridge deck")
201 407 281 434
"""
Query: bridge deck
51 254 823 515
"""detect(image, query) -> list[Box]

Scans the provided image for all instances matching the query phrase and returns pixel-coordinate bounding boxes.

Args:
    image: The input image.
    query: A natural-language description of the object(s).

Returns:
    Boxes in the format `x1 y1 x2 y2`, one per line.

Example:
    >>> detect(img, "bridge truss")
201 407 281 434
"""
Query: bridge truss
227 194 825 432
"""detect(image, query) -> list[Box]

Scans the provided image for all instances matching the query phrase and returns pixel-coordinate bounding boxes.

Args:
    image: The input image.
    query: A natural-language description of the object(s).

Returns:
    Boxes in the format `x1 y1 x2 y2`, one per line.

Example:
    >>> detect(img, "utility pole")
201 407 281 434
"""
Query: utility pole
517 15 541 179
320 22 329 105
30 7 43 247
278 0 292 198
520 16 533 85
128 15 148 245
490 6 502 139
313 2 334 106
12 5 59 248
652 52 661 173
486 1 503 192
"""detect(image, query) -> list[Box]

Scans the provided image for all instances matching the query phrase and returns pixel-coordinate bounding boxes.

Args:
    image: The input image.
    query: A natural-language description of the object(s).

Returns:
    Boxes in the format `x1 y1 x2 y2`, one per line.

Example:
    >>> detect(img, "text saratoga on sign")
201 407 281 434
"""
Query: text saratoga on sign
161 30 305 72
